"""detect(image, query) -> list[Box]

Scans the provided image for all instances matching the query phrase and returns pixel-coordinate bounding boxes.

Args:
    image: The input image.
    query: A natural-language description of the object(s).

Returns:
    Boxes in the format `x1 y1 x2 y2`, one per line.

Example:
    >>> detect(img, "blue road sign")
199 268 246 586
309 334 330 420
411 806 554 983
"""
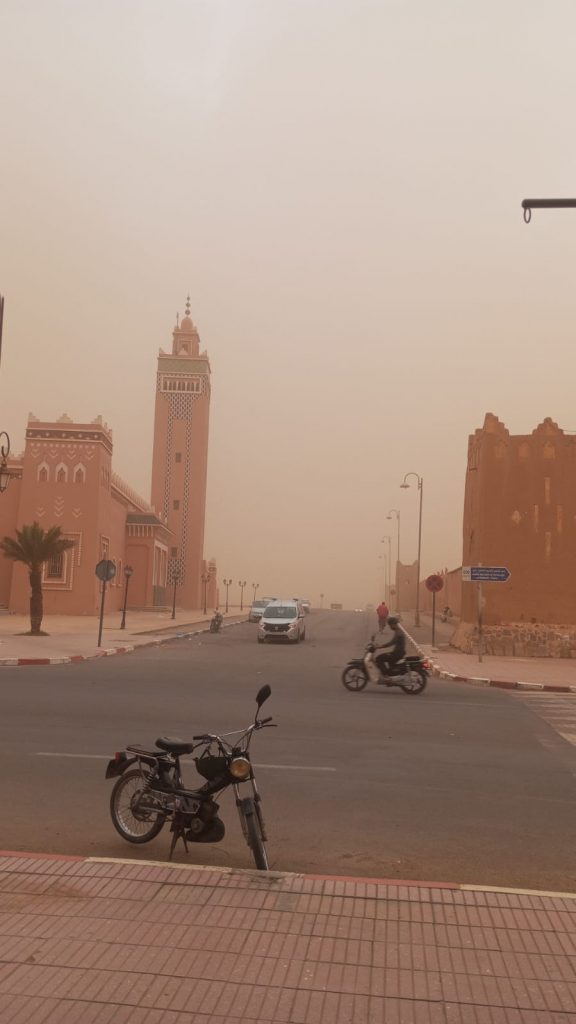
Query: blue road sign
462 566 511 583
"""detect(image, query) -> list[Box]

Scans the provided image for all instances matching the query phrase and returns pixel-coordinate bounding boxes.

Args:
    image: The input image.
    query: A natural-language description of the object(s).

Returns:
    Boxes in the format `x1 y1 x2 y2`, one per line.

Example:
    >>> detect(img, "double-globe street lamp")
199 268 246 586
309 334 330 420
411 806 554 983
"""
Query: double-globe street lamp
201 572 210 615
238 580 247 612
380 535 392 603
252 582 259 602
223 578 232 613
171 568 181 620
386 509 401 610
120 564 134 629
400 472 424 627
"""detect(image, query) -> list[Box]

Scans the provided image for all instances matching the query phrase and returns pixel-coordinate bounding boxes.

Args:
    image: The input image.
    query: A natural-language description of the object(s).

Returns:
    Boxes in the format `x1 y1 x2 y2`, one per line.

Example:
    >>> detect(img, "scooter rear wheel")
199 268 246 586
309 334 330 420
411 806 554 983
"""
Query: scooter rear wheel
400 669 427 695
342 666 368 691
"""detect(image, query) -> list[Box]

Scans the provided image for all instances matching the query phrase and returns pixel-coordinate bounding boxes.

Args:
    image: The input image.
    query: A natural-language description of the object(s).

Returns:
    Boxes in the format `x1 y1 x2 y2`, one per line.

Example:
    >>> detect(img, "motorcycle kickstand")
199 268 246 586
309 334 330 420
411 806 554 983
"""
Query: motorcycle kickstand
168 824 189 861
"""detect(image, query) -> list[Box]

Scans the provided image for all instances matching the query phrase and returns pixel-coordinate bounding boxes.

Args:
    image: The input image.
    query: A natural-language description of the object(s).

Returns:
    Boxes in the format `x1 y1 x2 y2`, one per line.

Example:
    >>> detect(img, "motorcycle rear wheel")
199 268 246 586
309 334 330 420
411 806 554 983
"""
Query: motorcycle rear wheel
342 666 368 691
110 768 166 844
240 796 269 870
400 669 428 695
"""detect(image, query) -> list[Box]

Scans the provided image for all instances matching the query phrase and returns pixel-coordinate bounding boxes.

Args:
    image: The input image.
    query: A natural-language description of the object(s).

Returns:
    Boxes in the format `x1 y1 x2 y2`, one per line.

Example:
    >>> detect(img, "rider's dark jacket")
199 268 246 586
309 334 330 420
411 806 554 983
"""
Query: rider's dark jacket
378 629 406 660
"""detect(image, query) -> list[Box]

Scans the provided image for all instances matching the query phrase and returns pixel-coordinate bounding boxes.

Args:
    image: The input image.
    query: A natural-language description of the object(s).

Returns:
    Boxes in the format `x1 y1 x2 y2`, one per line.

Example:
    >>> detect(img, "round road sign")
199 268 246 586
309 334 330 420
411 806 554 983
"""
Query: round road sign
95 559 116 583
425 573 444 593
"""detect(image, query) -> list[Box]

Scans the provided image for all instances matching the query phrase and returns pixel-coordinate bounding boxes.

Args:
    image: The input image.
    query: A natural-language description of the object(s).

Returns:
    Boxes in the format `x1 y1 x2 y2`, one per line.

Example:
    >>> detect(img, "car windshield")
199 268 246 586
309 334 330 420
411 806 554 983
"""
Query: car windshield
253 600 269 608
265 605 297 619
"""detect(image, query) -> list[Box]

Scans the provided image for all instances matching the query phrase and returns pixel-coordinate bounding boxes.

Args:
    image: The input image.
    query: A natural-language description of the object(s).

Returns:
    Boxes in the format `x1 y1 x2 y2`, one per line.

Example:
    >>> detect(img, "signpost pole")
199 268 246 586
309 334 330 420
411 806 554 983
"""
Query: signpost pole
98 579 107 648
477 582 483 663
432 591 436 647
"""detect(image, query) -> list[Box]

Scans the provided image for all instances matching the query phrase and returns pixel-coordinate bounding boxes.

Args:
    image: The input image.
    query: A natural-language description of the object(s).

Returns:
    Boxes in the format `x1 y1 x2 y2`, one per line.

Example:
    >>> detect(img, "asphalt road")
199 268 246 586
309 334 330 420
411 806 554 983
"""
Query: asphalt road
0 610 575 891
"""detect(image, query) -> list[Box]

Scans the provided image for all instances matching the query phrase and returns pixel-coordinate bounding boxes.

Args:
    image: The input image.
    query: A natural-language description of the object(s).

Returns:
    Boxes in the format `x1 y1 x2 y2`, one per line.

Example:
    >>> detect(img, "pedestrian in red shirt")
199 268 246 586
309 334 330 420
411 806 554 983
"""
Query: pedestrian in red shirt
376 601 389 632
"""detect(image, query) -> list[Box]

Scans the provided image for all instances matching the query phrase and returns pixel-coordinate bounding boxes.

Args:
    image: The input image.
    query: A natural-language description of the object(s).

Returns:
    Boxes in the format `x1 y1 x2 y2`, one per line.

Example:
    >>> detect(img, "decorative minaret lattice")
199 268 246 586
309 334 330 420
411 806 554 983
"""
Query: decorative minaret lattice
150 298 211 609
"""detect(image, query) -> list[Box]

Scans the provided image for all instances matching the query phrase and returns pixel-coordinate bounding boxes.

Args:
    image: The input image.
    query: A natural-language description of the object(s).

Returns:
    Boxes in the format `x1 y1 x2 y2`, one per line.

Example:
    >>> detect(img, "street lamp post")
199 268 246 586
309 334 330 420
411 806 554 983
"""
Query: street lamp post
171 569 180 620
120 565 133 629
386 509 400 610
238 580 247 611
400 472 424 627
380 535 392 603
223 578 232 613
201 573 210 615
378 554 388 605
252 582 259 602
320 593 324 608
0 432 11 494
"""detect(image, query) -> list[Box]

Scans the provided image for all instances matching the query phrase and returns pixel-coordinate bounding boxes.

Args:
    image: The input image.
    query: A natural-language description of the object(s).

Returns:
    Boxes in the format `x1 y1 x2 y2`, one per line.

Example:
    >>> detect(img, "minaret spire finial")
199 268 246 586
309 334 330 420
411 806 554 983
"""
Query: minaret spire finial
185 294 191 317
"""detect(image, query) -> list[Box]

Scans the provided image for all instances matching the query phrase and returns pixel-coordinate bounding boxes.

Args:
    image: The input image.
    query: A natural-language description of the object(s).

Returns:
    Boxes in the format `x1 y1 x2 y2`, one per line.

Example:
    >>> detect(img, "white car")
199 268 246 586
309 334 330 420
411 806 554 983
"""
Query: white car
248 598 274 623
257 601 306 644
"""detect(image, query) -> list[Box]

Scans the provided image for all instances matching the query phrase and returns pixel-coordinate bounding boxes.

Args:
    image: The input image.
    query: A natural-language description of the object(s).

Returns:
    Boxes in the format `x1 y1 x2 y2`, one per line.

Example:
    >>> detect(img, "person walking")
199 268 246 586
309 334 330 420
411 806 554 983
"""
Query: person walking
376 600 389 632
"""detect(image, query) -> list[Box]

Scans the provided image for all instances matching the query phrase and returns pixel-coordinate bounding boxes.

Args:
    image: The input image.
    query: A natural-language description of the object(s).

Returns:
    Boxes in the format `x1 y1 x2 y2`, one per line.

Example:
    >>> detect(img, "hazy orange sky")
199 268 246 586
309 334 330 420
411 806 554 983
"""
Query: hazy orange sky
2 1 576 607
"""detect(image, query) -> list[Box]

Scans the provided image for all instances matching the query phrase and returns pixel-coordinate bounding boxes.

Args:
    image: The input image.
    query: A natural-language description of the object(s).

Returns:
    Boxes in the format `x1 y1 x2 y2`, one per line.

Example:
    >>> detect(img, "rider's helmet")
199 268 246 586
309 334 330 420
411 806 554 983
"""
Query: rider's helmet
387 616 400 627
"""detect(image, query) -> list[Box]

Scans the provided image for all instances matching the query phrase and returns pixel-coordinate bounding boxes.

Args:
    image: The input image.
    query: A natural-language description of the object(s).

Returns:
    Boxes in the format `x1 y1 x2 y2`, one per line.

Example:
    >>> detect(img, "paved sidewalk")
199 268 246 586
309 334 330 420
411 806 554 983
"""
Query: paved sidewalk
0 852 574 1022
0 610 248 667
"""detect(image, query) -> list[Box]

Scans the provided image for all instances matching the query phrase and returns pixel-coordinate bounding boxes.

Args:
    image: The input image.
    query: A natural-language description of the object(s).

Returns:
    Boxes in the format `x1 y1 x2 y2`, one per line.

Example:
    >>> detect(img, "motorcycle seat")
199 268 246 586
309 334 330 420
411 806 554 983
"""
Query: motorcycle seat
155 736 196 755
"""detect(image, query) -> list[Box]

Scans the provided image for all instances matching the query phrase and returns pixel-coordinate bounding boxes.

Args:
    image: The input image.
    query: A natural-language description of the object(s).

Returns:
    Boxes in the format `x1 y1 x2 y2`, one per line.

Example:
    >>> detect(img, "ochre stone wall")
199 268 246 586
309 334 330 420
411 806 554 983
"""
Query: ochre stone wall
452 620 576 658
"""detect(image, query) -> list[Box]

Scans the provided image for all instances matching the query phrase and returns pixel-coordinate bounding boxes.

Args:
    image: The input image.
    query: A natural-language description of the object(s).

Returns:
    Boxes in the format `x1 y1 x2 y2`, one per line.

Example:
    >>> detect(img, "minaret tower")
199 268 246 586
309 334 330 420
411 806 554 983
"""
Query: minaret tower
150 298 211 609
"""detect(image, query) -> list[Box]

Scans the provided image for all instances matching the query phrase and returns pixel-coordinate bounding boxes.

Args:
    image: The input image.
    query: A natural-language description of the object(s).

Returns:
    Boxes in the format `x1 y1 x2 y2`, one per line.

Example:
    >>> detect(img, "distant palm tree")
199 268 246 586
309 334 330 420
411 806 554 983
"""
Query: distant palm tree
0 522 75 635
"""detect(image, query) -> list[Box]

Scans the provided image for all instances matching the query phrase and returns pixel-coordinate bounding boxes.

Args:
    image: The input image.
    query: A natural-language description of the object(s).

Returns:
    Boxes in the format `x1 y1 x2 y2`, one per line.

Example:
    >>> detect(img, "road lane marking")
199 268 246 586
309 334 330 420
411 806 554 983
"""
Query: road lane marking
35 752 336 771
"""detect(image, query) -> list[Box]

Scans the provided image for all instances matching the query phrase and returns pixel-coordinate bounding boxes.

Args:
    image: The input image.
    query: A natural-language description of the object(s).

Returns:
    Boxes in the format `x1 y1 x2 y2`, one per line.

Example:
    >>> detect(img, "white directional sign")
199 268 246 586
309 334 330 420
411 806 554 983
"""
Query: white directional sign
462 566 511 583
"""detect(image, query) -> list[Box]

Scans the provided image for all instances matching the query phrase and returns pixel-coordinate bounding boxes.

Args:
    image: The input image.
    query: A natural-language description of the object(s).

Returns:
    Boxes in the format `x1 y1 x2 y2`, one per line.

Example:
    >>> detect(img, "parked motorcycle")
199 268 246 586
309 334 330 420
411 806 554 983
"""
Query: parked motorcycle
209 611 224 633
105 685 275 868
342 639 429 694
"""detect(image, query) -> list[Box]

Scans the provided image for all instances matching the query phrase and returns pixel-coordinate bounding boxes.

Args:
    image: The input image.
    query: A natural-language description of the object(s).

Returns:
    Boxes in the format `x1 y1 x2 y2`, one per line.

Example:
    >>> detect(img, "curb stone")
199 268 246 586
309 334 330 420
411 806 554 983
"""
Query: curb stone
0 618 247 668
402 625 576 695
0 848 575 900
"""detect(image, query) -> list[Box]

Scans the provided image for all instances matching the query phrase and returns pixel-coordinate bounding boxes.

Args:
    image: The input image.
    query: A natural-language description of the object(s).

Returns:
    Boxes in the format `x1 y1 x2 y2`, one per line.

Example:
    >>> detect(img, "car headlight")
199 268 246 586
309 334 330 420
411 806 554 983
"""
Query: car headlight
229 757 252 780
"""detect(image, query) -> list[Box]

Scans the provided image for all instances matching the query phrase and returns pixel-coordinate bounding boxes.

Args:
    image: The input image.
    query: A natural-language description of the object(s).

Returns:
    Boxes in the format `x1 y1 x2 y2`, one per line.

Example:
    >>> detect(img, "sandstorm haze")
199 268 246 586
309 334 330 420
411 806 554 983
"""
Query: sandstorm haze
1 1 576 608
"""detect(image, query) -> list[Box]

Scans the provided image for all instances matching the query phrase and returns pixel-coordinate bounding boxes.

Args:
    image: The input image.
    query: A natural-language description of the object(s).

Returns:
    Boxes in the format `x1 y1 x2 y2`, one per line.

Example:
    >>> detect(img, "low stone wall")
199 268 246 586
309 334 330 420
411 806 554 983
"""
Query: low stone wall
452 620 576 658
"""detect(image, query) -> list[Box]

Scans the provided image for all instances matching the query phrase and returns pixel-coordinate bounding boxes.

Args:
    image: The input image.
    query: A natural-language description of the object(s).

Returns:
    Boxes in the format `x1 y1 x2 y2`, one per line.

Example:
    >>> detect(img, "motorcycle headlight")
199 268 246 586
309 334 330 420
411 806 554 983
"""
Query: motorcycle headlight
229 756 252 780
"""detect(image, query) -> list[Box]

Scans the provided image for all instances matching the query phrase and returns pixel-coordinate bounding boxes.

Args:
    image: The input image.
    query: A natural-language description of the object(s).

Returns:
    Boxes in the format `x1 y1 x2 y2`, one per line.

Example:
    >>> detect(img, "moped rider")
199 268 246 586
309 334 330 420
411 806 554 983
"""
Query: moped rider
374 616 406 676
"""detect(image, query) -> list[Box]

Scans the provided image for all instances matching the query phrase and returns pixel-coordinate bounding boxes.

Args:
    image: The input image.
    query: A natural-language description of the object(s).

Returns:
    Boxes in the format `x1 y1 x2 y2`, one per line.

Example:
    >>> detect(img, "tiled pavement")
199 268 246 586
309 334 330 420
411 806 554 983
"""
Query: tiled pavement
0 854 575 1022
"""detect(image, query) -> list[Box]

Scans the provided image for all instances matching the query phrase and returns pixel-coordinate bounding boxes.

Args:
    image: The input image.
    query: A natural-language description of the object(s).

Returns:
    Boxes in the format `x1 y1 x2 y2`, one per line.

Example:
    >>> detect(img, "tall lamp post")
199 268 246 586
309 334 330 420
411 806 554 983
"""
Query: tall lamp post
252 582 259 602
201 572 210 615
223 578 232 613
320 592 324 608
386 509 401 610
120 565 133 629
238 580 247 611
171 569 180 620
400 472 424 627
0 296 13 496
380 535 392 602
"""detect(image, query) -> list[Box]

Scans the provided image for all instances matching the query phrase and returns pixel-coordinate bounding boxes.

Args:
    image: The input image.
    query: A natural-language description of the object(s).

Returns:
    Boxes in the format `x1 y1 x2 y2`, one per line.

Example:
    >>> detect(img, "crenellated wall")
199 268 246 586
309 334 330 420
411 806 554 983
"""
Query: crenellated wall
461 413 576 626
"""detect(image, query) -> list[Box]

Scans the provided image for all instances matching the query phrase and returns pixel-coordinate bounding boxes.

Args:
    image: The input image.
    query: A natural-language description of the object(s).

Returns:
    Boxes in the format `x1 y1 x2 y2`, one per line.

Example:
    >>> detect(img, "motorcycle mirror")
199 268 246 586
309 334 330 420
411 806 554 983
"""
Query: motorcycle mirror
256 684 271 707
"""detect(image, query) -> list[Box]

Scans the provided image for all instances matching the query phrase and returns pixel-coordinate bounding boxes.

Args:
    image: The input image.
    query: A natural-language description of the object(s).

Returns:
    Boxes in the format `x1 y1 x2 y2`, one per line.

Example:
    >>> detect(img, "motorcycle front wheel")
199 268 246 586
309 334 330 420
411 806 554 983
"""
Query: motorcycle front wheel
240 796 269 870
341 666 368 691
400 669 428 695
110 768 167 844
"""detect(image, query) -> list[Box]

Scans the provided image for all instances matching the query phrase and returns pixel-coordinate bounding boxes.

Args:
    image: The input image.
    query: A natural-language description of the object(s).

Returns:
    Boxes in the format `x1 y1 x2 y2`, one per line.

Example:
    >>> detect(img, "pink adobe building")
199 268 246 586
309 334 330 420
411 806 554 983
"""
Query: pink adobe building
0 302 217 615
460 412 576 626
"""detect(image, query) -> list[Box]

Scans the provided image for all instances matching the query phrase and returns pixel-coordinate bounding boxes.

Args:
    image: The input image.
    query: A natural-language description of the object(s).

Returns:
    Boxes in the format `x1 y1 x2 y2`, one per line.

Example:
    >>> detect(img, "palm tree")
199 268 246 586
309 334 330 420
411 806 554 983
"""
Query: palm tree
0 522 75 635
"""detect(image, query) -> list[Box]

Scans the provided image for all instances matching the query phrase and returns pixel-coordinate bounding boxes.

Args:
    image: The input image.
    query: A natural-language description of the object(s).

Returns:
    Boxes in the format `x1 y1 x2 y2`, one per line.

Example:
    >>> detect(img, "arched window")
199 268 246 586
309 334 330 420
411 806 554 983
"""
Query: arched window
55 463 68 484
38 462 49 483
73 464 86 484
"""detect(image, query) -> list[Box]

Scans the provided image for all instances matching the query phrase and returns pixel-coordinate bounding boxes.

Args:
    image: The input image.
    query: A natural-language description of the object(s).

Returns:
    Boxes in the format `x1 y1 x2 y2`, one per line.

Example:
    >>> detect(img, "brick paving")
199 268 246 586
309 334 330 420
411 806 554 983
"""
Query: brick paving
0 853 574 1022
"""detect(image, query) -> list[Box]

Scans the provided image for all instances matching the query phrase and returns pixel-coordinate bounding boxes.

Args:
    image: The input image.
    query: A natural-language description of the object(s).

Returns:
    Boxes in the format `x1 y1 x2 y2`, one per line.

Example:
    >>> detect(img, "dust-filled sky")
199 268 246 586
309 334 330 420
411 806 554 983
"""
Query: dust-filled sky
1 1 576 608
